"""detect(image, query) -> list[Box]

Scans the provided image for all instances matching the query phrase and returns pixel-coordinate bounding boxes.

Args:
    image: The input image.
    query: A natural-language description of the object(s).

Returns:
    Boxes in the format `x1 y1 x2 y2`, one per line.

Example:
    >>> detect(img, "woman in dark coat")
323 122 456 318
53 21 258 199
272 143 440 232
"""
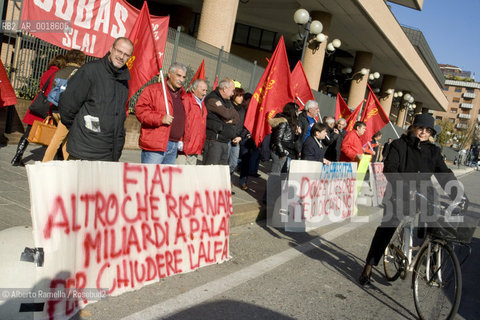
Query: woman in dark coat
358 113 461 285
301 122 331 165
11 54 66 166
268 102 301 175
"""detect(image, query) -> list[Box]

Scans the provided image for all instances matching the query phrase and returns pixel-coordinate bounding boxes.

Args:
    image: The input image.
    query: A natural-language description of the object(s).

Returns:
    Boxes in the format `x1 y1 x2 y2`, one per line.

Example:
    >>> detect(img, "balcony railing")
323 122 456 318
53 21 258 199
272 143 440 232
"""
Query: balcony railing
458 113 471 119
460 103 473 109
463 92 475 99
456 123 469 129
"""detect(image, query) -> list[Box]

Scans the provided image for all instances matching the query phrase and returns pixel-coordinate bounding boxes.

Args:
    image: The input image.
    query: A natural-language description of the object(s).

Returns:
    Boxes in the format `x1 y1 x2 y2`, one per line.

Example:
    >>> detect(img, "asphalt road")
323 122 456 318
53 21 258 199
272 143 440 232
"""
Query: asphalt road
69 171 480 320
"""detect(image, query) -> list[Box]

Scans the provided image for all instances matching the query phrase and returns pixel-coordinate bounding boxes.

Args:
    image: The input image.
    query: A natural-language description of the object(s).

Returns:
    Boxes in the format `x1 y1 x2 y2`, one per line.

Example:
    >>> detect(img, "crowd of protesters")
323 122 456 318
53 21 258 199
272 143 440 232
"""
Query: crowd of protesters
10 37 395 194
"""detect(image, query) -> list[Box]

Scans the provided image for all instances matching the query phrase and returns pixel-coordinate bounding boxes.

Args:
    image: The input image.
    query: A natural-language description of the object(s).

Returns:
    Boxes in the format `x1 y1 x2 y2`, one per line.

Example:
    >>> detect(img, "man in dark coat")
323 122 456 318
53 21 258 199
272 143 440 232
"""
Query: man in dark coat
325 118 347 161
59 37 133 161
381 138 393 161
203 78 238 165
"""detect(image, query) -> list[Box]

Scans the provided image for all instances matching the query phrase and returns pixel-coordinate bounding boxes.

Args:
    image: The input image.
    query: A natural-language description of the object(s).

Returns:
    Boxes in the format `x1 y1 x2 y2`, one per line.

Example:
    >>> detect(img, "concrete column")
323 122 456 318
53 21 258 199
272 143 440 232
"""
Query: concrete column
197 0 239 52
348 51 372 109
303 11 331 91
379 75 397 117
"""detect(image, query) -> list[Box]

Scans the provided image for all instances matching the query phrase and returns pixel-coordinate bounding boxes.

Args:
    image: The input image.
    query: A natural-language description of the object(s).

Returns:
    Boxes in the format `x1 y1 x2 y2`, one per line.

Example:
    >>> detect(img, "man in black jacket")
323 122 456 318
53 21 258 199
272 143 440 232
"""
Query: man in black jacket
325 118 347 162
203 78 238 165
59 37 133 161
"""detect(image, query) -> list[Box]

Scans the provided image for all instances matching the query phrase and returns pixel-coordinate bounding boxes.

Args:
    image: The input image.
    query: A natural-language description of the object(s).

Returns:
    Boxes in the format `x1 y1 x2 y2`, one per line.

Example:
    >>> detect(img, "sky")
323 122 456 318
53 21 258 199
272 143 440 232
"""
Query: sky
389 0 480 80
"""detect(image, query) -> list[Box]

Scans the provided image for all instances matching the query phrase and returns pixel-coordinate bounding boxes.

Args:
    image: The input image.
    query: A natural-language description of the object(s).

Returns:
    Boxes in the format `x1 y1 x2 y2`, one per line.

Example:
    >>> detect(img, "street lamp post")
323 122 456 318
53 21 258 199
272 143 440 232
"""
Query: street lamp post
293 9 323 63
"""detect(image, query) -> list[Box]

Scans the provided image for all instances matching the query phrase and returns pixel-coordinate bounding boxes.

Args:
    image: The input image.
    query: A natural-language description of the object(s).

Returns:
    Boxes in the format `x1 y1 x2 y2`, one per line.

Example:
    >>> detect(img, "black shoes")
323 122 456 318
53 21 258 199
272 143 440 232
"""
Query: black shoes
11 137 29 167
249 173 261 178
358 264 372 286
358 273 371 286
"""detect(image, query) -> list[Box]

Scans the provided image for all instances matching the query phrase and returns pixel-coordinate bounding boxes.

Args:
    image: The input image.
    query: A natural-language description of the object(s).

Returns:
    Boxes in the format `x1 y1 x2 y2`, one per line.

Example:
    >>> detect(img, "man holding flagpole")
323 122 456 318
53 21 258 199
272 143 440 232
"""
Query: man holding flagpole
136 62 187 164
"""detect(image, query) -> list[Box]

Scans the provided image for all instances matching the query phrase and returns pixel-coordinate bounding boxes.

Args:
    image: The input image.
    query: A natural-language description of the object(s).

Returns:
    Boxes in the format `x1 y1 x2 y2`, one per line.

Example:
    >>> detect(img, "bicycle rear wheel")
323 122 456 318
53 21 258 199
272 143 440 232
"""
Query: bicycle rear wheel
412 240 462 320
383 225 405 281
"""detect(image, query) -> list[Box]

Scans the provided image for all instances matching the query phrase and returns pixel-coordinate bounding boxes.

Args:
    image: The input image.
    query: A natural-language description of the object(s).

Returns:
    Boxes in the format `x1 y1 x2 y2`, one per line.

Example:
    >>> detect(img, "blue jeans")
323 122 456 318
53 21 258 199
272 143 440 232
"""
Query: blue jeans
141 141 178 164
228 143 240 177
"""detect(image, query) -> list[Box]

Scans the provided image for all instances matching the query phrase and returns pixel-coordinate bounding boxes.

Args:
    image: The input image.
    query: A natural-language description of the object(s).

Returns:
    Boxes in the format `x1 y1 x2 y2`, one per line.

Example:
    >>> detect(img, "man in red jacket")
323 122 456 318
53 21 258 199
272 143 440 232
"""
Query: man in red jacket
340 121 367 162
136 62 187 164
177 79 208 165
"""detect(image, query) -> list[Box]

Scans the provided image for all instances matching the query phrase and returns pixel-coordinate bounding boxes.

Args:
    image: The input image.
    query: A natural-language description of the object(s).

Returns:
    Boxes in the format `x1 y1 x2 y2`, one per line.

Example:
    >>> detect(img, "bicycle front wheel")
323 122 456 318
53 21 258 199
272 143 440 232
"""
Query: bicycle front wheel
383 225 405 281
412 240 462 320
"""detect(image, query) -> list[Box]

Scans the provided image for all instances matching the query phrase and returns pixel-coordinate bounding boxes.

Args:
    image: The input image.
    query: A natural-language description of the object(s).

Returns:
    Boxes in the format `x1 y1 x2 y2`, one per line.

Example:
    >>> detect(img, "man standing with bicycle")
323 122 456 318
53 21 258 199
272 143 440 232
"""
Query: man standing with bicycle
359 113 463 286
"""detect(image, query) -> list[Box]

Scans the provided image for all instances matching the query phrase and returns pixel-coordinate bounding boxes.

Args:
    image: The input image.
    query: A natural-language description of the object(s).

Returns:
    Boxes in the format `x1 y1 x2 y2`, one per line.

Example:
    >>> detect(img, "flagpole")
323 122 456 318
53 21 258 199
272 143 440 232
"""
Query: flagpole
159 69 170 116
296 96 305 106
388 121 400 138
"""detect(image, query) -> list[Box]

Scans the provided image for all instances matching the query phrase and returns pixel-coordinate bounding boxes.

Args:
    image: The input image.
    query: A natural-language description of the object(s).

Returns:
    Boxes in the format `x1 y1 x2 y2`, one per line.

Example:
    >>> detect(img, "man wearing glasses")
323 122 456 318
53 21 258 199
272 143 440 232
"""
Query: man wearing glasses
59 37 134 161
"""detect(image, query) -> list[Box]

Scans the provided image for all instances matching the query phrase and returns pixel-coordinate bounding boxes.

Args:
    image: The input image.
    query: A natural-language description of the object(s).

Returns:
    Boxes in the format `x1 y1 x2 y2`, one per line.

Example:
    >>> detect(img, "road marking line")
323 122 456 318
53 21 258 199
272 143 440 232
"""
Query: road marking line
121 216 380 320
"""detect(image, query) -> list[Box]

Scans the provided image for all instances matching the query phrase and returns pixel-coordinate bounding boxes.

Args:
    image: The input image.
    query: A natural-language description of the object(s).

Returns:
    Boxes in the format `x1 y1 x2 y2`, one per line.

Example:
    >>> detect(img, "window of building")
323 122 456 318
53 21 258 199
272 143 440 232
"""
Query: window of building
233 23 278 51
435 116 442 120
233 23 249 44
455 87 462 92
248 27 262 47
467 89 474 93
450 118 455 123
450 108 457 113
452 97 460 103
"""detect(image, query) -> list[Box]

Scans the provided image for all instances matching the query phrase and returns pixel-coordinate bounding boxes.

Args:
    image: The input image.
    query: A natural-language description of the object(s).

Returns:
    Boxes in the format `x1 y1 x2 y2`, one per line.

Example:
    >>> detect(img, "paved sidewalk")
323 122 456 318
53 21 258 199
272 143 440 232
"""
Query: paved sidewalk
0 143 475 232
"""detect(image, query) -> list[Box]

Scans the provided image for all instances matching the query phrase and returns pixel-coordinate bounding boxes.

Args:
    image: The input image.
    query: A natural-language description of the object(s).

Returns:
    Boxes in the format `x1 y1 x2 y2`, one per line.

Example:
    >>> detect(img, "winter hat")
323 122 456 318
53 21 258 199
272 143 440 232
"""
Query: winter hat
412 113 441 136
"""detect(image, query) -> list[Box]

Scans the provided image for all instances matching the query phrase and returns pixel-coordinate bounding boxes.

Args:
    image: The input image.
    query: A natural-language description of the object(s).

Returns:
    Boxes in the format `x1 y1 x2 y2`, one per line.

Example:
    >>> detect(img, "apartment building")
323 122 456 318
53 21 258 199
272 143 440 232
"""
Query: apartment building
432 65 480 145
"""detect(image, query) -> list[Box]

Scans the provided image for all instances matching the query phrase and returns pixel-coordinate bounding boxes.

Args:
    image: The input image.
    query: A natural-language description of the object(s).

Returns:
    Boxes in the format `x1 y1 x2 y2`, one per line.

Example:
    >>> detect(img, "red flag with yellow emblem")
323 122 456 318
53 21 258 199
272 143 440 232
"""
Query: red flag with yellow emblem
360 86 390 144
345 100 363 132
244 37 294 146
335 93 352 121
127 2 168 101
291 61 314 109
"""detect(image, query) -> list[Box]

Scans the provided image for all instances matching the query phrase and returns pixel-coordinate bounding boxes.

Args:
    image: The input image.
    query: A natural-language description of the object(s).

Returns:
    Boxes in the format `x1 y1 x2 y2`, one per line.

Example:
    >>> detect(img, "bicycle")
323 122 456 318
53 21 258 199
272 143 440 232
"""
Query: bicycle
383 192 473 320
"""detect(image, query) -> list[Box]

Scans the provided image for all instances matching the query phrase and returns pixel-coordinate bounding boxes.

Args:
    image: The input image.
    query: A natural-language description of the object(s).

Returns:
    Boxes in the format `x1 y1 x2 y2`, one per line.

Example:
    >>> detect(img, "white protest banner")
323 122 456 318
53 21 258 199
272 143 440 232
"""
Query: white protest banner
369 162 387 206
283 160 357 232
26 161 231 320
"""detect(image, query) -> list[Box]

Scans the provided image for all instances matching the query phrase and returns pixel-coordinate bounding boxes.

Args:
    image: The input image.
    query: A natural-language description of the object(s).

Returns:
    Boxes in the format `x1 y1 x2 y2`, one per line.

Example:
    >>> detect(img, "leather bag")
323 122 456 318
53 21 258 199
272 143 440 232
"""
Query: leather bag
28 74 54 118
27 116 57 146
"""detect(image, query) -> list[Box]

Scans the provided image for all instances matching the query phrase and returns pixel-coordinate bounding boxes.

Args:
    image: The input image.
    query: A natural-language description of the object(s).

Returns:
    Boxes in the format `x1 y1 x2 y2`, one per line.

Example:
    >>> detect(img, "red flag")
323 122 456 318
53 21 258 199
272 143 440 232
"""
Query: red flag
335 93 352 121
360 87 390 144
291 61 314 109
0 59 17 108
244 37 294 146
189 59 206 87
345 100 364 132
21 0 169 59
127 2 165 100
212 76 218 90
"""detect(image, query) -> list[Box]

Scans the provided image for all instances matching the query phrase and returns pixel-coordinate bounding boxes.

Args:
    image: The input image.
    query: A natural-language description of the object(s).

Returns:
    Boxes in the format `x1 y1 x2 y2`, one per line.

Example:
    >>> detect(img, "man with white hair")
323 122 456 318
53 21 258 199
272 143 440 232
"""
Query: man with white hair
297 100 319 147
325 117 347 161
177 79 208 165
203 78 239 165
136 62 187 164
